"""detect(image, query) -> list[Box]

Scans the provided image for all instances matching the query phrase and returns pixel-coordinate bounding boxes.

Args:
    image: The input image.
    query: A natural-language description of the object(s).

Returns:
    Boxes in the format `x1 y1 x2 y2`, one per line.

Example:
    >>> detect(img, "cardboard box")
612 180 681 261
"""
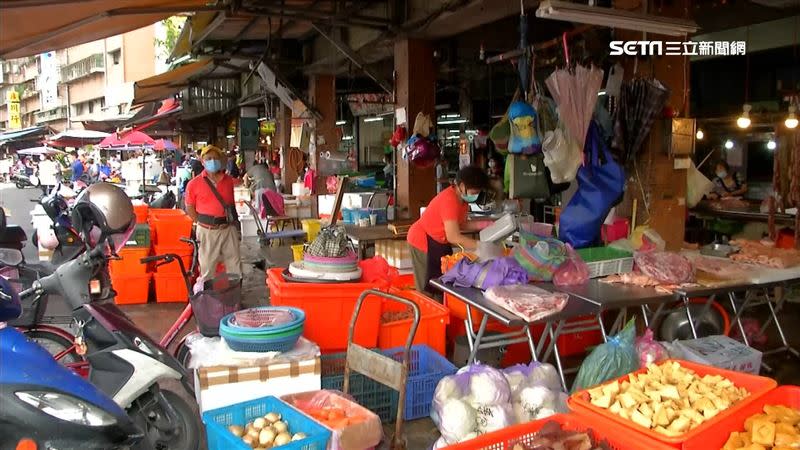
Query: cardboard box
194 339 321 413
675 335 762 375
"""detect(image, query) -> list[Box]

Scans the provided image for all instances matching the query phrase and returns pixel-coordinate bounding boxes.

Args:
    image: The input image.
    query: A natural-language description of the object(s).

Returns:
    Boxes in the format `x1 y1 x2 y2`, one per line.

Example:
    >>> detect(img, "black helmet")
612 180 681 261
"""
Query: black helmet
71 182 135 252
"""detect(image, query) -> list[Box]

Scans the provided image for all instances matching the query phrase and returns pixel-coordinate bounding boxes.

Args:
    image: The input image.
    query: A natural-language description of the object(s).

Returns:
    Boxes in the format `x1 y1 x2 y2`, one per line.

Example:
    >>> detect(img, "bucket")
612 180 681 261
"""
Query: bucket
291 244 305 262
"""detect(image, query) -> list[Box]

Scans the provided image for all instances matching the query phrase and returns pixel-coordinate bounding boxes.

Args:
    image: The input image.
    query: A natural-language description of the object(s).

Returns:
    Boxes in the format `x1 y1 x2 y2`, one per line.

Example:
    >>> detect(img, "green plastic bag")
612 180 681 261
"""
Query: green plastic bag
571 319 639 392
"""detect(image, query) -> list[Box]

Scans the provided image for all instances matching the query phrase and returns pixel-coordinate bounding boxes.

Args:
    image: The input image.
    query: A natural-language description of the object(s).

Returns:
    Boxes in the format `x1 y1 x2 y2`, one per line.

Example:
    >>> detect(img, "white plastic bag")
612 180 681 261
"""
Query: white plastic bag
541 125 582 184
687 161 714 208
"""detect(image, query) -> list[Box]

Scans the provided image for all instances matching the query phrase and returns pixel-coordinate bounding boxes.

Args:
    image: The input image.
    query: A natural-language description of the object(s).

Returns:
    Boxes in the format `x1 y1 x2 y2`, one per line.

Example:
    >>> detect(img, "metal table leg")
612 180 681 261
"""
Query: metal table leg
548 323 568 392
682 295 698 339
468 315 489 365
727 291 750 347
524 325 539 362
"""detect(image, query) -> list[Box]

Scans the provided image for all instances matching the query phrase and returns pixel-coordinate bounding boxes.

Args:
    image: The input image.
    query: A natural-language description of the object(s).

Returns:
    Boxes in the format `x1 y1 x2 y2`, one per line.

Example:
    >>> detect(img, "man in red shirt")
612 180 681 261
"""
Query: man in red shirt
185 145 241 281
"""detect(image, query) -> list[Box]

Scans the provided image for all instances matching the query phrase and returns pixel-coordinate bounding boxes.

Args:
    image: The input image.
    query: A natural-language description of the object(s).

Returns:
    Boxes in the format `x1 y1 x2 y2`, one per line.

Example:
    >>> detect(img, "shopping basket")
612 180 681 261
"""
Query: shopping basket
189 273 243 337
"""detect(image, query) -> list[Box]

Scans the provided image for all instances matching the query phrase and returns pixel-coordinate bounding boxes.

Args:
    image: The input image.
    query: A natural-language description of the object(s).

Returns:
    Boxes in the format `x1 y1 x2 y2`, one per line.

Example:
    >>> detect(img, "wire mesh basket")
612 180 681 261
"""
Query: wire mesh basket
189 273 243 337
7 266 46 328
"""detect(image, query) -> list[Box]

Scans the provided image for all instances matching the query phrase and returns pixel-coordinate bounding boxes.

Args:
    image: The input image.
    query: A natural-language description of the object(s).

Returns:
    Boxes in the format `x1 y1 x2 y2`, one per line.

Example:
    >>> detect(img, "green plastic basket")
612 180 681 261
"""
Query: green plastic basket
125 223 151 248
575 247 634 278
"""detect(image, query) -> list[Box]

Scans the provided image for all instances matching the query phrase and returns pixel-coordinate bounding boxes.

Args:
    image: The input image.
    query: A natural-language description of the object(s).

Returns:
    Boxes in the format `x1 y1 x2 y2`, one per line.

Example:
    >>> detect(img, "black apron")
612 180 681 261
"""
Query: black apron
424 233 453 291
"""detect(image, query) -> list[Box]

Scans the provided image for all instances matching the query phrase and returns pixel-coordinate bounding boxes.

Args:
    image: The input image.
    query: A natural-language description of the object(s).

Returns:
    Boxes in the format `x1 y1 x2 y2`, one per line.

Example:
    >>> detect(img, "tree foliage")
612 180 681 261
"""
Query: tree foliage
154 16 187 60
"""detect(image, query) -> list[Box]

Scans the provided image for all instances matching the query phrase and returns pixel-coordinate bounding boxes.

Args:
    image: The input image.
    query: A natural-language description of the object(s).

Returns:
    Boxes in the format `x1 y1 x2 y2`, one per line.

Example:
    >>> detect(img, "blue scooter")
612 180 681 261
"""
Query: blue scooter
0 236 143 448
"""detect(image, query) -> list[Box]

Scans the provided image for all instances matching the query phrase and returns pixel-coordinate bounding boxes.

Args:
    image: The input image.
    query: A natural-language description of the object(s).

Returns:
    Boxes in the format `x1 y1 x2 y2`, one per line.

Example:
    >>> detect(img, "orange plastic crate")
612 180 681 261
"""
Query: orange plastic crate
108 247 149 276
682 385 798 450
442 413 673 450
133 204 149 224
112 273 151 305
154 272 189 303
152 243 193 274
149 213 193 247
568 359 778 448
267 268 383 353
378 288 449 357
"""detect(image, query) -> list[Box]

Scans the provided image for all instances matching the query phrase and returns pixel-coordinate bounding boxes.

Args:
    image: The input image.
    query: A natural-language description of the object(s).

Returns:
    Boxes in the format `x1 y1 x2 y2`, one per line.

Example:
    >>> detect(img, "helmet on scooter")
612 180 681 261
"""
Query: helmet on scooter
37 227 60 250
71 182 135 253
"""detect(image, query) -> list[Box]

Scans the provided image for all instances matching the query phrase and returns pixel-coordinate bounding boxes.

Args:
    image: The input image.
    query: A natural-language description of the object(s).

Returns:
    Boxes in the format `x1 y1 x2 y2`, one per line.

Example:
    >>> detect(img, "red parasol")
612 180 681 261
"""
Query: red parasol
97 130 155 148
153 139 178 151
545 65 604 151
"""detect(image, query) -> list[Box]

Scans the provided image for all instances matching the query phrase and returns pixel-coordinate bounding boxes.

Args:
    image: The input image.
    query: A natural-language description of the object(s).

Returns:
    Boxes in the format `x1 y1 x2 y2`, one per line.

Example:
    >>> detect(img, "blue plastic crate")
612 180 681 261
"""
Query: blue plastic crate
203 396 331 450
382 345 458 420
320 350 398 423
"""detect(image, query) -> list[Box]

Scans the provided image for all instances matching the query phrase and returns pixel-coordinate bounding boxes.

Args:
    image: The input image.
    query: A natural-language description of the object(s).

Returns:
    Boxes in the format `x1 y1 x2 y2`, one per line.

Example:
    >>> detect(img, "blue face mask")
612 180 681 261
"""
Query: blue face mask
204 159 221 173
461 193 480 203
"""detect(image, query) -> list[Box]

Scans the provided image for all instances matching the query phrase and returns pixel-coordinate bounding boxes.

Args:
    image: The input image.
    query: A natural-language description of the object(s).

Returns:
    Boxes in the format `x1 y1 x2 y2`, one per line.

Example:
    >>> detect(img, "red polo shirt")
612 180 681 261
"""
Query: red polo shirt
185 170 236 217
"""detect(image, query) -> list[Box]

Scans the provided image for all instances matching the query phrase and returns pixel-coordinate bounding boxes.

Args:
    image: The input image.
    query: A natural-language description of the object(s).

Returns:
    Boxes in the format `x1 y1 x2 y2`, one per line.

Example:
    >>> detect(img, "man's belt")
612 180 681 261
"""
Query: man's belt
197 214 228 226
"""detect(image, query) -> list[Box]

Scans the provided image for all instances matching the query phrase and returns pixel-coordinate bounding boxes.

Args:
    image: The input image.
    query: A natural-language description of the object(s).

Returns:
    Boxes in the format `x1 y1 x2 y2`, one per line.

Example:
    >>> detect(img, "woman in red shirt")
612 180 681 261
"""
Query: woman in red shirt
407 166 489 293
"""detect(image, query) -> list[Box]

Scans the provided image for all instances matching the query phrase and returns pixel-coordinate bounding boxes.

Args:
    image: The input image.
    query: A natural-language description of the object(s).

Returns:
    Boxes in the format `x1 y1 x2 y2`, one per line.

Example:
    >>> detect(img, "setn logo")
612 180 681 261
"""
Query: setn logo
609 41 663 56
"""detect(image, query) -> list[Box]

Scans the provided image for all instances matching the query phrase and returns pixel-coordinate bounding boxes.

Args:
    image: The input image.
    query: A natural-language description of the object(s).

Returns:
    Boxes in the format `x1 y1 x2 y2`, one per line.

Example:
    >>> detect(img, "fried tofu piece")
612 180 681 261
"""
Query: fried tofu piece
751 419 776 447
722 432 744 450
774 431 800 447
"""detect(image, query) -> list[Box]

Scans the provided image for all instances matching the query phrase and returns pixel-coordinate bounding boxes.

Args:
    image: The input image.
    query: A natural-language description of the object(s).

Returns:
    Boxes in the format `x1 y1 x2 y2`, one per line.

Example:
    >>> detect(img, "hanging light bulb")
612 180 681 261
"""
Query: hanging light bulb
736 104 751 129
767 140 777 150
786 105 798 129
695 129 704 140
725 139 734 150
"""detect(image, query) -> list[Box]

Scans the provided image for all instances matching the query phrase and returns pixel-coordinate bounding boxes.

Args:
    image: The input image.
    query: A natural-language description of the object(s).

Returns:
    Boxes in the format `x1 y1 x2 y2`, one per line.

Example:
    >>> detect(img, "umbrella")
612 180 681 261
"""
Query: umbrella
153 139 178 151
617 78 670 163
98 130 155 149
48 129 109 147
17 146 66 156
545 64 604 151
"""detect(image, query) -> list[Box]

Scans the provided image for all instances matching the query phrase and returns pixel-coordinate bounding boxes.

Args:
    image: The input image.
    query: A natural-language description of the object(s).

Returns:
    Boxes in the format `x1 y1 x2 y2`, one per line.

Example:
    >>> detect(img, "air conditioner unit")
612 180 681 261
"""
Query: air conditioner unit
536 1 699 37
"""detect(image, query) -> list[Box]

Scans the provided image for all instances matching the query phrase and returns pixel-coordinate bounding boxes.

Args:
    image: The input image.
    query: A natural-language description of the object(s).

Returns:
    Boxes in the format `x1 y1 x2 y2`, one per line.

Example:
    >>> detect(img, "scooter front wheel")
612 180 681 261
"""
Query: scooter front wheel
23 329 83 364
130 387 200 450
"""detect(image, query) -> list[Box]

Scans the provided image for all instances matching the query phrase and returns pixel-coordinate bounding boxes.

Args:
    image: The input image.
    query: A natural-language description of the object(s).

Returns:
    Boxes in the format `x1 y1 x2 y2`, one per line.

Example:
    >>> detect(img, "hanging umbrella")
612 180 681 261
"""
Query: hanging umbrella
545 64 604 151
17 146 66 156
617 78 670 163
98 130 155 148
153 139 178 151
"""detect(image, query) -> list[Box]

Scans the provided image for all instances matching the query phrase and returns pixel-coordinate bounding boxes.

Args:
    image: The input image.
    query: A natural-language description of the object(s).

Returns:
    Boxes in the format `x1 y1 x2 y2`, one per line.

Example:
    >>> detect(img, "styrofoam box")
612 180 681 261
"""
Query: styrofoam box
239 215 259 238
675 335 762 375
194 355 321 413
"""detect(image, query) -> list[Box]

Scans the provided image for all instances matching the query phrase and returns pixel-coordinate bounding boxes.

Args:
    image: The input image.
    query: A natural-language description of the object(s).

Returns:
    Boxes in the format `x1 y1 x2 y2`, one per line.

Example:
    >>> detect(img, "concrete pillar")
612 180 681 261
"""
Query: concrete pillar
277 103 297 187
308 74 337 194
394 39 436 220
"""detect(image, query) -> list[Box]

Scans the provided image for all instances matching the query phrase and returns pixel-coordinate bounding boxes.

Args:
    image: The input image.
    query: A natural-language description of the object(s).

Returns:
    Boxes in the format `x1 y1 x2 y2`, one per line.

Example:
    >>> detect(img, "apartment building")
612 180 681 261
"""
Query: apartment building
0 25 159 132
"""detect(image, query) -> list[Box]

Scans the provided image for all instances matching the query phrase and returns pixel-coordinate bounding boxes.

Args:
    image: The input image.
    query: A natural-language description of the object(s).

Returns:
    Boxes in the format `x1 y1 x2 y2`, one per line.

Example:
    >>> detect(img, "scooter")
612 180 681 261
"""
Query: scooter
0 217 143 450
11 168 39 189
20 243 201 450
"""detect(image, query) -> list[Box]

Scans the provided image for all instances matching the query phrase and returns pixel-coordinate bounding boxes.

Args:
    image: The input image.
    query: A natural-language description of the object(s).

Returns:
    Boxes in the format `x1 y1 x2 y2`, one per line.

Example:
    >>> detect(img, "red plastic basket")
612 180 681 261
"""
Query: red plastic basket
682 385 798 450
378 288 449 357
112 273 151 305
442 413 673 450
267 268 383 353
568 359 778 447
154 272 189 303
109 247 150 276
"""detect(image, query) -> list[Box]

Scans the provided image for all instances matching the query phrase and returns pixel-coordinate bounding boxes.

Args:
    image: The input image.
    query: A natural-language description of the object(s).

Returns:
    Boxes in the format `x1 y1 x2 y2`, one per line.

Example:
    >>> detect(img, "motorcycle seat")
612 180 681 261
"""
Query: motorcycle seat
0 224 26 247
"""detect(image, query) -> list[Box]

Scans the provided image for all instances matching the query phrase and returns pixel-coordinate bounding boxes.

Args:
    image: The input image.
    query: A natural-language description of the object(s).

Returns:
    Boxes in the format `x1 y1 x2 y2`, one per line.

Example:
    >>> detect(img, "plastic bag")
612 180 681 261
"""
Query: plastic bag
635 329 668 366
358 255 398 288
504 362 564 423
542 125 582 184
412 112 433 138
553 244 590 286
431 364 512 444
281 390 382 450
687 161 715 208
572 319 639 392
513 231 568 281
508 101 542 155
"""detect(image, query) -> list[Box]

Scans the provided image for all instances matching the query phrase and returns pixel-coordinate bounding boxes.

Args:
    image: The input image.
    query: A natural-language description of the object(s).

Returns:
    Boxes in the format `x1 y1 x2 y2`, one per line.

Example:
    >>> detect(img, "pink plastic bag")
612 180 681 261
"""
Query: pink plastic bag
553 245 590 286
634 329 667 366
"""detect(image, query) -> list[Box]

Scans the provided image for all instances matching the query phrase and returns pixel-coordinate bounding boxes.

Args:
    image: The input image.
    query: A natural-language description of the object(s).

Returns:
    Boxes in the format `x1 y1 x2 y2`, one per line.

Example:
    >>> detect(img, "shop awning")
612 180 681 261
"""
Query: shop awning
132 59 214 105
0 0 216 59
0 125 52 146
169 11 218 62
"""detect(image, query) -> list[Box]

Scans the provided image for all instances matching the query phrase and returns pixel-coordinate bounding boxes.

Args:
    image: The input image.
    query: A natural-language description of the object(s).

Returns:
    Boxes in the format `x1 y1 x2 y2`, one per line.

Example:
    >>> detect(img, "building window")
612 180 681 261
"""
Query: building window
110 50 121 65
74 103 83 116
100 98 106 109
88 101 94 114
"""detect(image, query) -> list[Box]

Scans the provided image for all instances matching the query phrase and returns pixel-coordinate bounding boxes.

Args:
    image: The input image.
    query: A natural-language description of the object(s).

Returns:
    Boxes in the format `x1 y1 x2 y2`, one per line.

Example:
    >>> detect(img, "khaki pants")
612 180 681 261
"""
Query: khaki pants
410 246 428 293
196 225 242 281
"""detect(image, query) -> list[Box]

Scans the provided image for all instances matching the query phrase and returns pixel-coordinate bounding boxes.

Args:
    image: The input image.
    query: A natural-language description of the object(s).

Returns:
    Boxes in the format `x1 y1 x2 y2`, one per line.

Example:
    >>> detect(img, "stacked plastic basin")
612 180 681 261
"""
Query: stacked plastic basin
220 307 305 352
149 209 193 303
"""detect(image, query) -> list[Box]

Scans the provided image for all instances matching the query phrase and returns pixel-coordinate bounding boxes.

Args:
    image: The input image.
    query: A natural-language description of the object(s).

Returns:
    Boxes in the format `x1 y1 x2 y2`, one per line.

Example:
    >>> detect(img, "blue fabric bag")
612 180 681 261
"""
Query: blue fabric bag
558 121 625 248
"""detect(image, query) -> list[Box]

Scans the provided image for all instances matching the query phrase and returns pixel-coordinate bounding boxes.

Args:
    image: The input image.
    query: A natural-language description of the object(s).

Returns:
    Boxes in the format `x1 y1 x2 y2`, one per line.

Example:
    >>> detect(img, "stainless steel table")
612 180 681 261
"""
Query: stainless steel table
430 280 601 391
